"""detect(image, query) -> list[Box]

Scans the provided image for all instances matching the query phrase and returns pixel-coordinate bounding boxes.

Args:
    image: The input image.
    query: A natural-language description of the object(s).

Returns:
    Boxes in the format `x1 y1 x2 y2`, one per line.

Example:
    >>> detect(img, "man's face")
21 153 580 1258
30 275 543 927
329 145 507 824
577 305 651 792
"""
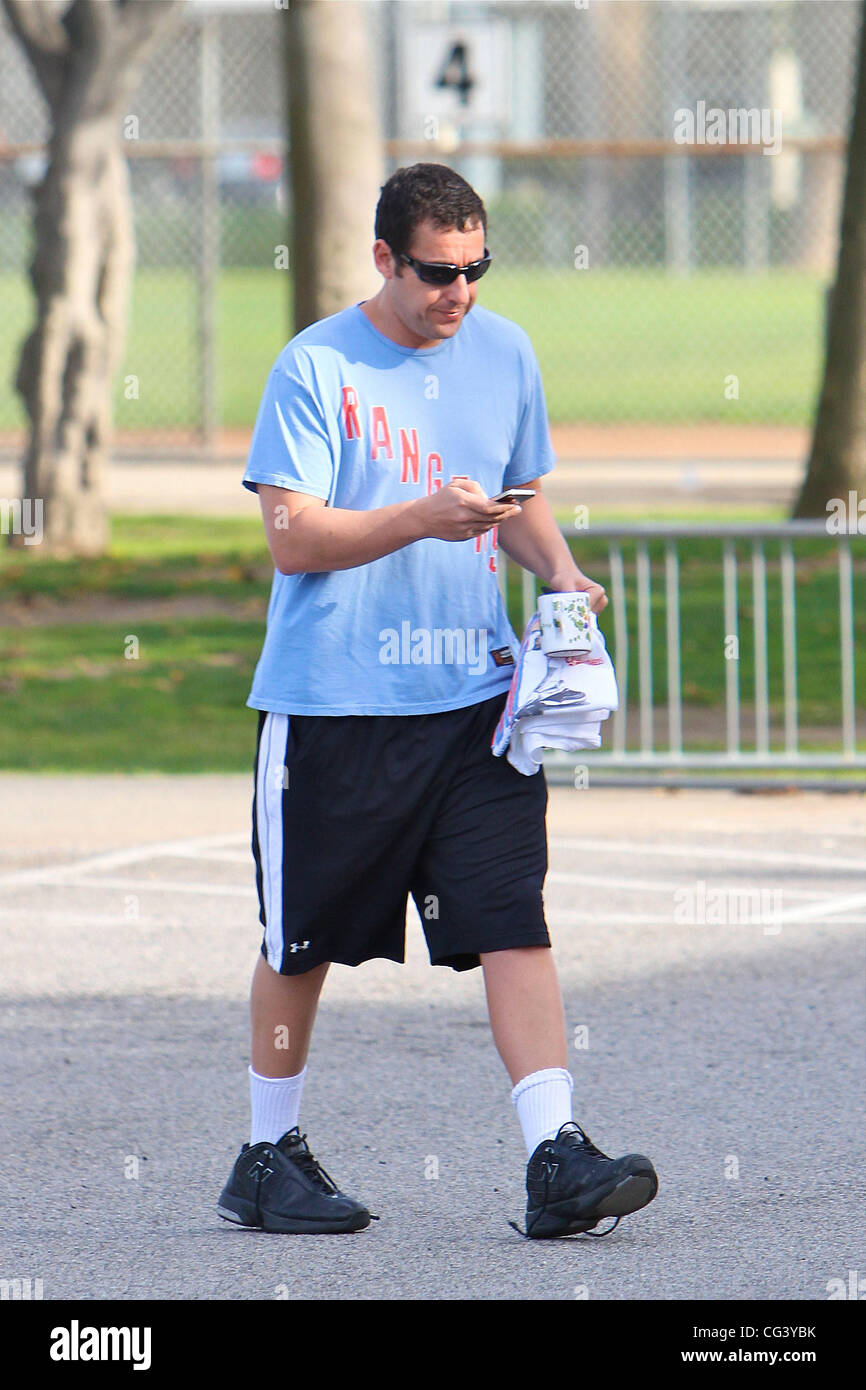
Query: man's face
380 218 486 346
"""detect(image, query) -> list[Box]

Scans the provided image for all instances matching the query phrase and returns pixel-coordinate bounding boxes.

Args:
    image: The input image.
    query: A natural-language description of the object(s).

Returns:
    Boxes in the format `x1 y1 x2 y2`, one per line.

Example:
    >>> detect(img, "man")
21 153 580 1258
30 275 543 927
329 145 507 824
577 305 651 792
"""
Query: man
217 164 658 1239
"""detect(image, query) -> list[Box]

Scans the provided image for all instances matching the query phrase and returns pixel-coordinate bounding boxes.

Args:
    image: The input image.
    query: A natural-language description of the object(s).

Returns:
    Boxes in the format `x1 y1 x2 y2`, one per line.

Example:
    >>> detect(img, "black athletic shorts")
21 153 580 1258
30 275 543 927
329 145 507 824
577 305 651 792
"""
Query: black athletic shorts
251 690 550 974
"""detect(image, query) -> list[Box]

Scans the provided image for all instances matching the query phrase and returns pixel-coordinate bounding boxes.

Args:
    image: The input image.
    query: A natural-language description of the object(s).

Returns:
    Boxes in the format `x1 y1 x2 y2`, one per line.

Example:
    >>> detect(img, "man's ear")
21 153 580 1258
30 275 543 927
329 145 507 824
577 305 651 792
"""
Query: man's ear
372 239 399 280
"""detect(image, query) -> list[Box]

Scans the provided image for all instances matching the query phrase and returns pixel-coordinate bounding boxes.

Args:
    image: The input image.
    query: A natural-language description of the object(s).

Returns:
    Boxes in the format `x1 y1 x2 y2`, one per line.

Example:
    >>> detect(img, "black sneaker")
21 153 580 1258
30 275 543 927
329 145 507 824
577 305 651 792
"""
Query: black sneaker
511 1121 658 1239
217 1127 375 1234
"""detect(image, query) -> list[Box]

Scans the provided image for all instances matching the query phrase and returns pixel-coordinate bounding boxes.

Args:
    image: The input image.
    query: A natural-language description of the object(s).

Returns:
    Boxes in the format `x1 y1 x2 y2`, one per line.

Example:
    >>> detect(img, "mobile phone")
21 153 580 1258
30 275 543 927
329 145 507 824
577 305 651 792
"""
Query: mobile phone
491 488 536 505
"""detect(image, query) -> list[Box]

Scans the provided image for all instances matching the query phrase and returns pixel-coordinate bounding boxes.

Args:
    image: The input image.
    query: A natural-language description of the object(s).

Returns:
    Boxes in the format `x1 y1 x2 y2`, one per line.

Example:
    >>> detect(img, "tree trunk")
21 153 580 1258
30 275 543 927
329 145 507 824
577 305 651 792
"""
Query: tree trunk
2 0 181 555
284 0 384 333
792 0 866 517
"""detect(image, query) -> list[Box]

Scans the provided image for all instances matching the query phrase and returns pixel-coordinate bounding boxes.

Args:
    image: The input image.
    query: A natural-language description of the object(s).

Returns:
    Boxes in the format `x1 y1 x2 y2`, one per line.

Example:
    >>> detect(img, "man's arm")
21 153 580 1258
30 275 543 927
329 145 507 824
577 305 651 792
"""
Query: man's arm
258 481 522 575
259 486 421 575
495 480 608 613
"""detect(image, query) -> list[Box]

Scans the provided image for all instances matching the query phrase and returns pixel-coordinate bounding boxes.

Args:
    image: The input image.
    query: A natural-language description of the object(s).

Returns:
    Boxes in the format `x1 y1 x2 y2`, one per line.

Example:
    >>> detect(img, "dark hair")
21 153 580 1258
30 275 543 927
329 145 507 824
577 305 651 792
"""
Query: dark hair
374 163 487 262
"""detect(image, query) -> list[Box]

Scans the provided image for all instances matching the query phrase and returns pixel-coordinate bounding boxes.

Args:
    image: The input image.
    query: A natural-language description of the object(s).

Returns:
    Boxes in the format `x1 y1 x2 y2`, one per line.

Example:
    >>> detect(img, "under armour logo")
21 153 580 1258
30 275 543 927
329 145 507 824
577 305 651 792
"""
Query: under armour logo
288 941 310 953
247 1160 274 1182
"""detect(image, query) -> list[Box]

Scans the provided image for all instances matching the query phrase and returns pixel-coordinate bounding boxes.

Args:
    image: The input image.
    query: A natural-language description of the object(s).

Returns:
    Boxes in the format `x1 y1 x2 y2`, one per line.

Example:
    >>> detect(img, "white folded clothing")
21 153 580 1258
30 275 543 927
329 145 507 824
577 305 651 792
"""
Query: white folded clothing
491 609 619 776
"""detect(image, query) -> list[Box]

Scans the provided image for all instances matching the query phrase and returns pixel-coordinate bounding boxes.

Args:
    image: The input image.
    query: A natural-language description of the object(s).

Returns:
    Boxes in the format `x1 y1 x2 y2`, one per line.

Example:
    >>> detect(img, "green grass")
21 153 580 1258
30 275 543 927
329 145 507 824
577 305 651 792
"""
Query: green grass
0 515 272 602
482 268 825 425
0 515 862 771
0 618 264 773
0 266 826 430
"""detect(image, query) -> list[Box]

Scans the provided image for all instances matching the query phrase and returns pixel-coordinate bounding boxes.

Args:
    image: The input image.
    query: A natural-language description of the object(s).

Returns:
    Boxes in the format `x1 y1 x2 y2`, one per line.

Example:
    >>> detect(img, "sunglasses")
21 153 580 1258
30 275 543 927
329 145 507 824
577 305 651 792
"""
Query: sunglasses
398 248 492 286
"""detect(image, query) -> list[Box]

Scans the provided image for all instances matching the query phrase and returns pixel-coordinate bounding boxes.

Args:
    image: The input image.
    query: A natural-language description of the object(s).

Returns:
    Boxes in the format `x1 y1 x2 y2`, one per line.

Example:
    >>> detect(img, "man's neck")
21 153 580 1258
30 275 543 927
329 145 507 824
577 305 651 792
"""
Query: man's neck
359 294 438 351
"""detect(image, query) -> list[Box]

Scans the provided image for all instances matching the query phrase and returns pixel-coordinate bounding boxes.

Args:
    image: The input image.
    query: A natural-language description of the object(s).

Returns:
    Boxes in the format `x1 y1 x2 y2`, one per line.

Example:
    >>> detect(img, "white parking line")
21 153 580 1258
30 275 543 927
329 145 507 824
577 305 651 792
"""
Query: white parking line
0 833 248 890
158 848 251 865
3 830 860 895
772 890 866 925
48 876 257 898
548 871 839 900
547 910 866 927
0 909 156 926
0 860 854 906
549 836 866 873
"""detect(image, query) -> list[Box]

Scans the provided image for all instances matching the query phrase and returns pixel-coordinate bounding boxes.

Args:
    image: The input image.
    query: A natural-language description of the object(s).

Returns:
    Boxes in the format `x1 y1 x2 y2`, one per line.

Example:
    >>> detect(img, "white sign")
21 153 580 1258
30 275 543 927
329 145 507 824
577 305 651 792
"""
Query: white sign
401 21 511 131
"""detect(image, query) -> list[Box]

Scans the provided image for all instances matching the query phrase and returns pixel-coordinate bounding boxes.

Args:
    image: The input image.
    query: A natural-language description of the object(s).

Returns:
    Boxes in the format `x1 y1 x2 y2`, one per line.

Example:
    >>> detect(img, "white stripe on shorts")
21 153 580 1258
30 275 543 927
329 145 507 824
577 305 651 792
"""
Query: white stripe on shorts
256 711 288 969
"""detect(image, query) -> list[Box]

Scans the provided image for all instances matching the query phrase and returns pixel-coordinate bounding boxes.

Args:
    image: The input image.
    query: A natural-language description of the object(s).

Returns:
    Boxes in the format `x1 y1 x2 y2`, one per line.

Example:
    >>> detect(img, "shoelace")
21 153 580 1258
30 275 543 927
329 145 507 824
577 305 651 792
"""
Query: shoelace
508 1126 620 1240
284 1134 341 1195
509 1215 622 1239
282 1134 381 1220
557 1122 609 1160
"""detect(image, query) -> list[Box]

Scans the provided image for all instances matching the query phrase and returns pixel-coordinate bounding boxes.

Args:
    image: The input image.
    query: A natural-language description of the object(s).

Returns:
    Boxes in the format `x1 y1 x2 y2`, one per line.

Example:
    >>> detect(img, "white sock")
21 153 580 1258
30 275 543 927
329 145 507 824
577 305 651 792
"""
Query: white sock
249 1064 307 1147
511 1067 574 1156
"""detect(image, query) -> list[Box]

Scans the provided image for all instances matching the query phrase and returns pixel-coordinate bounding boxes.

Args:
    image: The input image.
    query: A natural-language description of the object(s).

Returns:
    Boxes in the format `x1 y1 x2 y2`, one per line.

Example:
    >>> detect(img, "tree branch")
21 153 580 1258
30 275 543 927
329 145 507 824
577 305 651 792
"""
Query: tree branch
2 0 70 57
112 0 183 73
2 0 69 105
62 0 117 58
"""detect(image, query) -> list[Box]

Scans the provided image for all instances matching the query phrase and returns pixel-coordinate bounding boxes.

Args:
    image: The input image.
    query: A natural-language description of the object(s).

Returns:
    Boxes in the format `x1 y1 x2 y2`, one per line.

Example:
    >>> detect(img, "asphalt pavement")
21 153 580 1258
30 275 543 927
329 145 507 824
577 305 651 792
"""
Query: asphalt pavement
1 776 864 1301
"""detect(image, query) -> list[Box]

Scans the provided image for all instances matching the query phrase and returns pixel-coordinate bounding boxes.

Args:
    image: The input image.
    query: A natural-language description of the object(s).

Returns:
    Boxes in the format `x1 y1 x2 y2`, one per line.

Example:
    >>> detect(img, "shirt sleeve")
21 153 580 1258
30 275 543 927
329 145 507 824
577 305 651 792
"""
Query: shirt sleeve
242 354 335 499
501 338 557 490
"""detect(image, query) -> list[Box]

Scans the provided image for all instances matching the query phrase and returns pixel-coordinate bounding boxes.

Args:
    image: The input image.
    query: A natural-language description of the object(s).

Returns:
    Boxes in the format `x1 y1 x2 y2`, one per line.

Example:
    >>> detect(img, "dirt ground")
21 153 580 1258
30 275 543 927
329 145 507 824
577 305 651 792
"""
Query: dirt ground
0 423 812 462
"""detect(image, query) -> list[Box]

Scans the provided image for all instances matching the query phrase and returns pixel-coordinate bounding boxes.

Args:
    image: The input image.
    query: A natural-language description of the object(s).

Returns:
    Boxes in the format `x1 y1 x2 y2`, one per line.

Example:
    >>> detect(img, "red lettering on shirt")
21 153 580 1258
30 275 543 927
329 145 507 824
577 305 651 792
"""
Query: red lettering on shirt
338 398 485 523
399 429 420 485
341 385 361 440
474 526 499 572
370 406 394 461
426 452 443 494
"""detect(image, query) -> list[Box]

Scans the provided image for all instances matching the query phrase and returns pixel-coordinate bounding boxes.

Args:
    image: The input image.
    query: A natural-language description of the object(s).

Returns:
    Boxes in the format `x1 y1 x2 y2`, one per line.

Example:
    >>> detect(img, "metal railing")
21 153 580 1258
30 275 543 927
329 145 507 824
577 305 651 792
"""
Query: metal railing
499 522 865 788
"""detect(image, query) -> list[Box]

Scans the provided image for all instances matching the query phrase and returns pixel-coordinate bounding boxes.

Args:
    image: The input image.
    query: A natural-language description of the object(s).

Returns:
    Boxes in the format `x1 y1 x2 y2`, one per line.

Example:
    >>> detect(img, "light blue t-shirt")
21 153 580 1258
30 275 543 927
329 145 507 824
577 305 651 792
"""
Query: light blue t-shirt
242 302 556 715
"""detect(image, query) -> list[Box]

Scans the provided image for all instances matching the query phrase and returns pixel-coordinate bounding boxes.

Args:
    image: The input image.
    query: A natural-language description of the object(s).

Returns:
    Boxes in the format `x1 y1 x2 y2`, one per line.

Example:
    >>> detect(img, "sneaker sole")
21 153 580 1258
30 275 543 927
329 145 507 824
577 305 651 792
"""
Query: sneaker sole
217 1200 261 1228
526 1169 658 1238
260 1209 371 1234
217 1200 370 1234
592 1171 658 1218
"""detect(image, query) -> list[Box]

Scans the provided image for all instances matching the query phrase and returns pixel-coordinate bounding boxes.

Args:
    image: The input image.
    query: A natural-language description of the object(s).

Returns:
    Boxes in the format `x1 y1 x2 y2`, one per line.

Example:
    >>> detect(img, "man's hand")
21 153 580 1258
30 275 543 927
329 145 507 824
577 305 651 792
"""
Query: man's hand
548 567 609 615
412 479 522 543
493 481 608 614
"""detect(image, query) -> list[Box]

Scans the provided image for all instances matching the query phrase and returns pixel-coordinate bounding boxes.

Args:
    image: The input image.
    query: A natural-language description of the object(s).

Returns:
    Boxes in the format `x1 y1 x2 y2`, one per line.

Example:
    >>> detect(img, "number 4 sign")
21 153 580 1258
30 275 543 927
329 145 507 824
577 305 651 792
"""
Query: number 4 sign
437 39 475 107
400 21 511 129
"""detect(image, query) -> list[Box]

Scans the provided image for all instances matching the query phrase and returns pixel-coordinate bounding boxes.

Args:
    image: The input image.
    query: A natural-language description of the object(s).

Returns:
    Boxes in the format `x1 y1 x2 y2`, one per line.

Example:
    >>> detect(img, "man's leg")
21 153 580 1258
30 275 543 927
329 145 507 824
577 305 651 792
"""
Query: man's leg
480 944 567 1084
481 944 575 1160
250 952 329 1077
219 701 377 1230
218 953 371 1232
482 943 658 1238
247 953 329 1147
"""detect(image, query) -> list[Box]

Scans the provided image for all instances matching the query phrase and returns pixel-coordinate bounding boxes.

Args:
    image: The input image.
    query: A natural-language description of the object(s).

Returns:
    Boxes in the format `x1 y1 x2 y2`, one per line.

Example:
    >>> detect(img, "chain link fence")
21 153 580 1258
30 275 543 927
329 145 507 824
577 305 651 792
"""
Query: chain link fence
0 0 861 447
